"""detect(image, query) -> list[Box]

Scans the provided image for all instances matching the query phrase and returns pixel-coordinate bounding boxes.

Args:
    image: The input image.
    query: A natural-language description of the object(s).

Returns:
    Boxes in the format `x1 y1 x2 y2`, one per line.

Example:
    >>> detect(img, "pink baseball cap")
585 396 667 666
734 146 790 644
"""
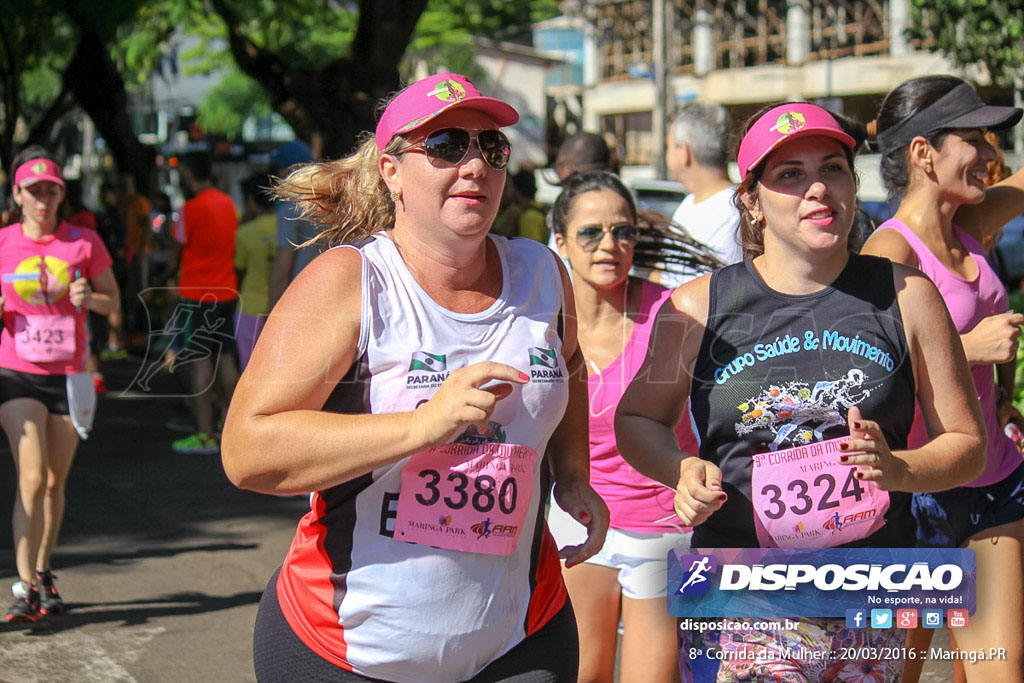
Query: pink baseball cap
737 103 855 179
375 73 519 151
14 158 65 188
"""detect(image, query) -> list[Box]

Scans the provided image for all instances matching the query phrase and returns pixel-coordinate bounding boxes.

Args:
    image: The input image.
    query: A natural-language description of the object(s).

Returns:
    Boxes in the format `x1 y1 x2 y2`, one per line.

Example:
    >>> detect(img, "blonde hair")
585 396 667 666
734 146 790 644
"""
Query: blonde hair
273 132 406 247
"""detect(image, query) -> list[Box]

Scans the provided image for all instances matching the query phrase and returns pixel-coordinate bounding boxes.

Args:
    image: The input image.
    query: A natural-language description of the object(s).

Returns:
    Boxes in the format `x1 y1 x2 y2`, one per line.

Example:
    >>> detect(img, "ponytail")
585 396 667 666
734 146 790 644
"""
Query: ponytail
273 133 406 247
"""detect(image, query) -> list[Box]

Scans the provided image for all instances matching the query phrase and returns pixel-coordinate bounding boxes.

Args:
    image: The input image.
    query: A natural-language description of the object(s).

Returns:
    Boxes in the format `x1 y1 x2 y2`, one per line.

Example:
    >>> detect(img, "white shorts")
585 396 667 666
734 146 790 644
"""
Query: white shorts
547 493 692 600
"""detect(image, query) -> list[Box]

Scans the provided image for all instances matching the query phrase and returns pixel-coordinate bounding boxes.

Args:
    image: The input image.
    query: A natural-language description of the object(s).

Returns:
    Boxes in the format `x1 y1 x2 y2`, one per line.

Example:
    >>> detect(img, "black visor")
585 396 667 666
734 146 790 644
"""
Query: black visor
878 82 1023 152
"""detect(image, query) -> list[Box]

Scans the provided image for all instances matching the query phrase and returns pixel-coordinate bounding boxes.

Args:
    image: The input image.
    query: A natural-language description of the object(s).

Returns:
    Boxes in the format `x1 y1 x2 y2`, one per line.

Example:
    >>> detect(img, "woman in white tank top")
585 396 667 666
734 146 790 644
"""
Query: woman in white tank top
221 73 608 683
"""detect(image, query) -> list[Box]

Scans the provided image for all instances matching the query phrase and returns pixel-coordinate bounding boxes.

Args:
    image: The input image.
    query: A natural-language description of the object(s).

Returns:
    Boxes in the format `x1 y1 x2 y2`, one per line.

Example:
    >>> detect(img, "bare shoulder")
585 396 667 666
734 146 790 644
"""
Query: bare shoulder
861 228 918 267
668 271 712 325
892 263 948 327
277 245 363 317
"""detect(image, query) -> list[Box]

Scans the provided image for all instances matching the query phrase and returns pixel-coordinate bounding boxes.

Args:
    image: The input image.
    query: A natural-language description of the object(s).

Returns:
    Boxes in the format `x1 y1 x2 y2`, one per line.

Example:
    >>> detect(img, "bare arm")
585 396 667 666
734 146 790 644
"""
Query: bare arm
615 274 726 526
70 267 120 317
862 226 1023 364
848 266 986 491
221 247 527 494
546 257 609 566
955 166 1024 243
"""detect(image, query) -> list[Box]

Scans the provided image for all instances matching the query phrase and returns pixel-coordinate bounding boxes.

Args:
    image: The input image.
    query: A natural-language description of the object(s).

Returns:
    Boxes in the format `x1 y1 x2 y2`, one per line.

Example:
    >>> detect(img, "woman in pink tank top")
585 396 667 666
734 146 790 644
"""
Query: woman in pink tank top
863 75 1024 683
545 171 719 683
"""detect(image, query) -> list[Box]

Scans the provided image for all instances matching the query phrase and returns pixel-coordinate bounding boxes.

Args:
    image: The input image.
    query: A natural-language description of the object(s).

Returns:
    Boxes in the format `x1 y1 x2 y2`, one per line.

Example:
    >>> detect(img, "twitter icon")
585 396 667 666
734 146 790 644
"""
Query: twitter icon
870 609 892 628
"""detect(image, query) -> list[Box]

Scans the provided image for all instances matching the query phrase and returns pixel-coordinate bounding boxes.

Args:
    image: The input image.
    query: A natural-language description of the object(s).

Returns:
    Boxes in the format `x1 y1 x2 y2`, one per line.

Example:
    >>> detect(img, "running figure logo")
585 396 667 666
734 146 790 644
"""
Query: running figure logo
676 554 718 596
771 111 806 135
823 511 845 534
471 518 493 540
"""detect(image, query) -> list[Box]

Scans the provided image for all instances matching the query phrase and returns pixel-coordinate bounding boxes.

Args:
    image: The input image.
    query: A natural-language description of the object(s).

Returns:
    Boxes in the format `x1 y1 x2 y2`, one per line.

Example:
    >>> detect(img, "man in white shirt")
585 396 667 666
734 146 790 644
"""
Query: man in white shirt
666 101 743 267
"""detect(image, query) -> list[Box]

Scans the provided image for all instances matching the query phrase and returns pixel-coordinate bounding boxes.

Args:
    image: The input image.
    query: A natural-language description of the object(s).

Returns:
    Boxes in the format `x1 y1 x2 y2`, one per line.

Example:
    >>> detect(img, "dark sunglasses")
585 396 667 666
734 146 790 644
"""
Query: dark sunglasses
574 224 639 251
399 128 511 171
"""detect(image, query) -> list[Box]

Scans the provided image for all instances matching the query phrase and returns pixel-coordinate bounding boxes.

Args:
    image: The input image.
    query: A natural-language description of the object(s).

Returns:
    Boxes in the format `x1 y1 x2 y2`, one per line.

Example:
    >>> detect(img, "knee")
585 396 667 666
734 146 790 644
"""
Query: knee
43 475 67 499
18 470 46 502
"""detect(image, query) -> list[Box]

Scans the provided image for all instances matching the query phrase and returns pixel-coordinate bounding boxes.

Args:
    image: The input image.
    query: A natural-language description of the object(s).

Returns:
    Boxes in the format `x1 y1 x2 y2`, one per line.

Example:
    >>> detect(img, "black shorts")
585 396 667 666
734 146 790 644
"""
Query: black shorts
253 569 579 682
913 461 1024 547
176 297 237 358
0 367 70 415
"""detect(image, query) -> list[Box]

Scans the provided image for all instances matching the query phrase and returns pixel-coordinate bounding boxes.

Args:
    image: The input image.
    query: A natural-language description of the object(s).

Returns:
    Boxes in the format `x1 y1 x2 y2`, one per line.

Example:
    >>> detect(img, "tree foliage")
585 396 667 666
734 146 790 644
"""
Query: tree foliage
908 0 1024 87
1 0 561 186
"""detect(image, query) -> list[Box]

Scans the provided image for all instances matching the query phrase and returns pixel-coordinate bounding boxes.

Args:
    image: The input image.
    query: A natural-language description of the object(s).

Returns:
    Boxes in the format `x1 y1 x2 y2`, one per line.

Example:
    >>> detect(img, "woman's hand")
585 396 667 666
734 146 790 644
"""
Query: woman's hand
839 406 909 490
409 362 528 447
69 276 91 309
961 312 1024 364
674 457 726 527
552 479 609 568
997 400 1024 452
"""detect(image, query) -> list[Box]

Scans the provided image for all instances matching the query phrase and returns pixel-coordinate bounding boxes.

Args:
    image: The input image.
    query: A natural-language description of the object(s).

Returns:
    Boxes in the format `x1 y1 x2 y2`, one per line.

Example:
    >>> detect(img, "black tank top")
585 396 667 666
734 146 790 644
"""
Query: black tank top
690 255 916 548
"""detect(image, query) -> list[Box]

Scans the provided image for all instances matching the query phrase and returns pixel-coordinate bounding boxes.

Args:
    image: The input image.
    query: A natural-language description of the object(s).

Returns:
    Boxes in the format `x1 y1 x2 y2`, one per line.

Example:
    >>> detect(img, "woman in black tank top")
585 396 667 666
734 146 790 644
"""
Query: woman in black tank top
616 102 986 682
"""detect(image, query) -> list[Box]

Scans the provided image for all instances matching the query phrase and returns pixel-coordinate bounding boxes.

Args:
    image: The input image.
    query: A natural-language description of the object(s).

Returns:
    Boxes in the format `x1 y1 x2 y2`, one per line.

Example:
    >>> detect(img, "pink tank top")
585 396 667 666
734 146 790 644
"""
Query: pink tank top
587 280 699 532
0 222 112 376
878 219 1020 487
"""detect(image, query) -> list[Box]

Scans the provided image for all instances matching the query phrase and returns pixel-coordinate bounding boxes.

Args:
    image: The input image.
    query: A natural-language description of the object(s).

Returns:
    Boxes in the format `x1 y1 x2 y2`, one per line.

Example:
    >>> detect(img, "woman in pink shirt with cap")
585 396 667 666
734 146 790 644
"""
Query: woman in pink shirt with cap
222 73 607 682
616 102 985 682
0 146 119 623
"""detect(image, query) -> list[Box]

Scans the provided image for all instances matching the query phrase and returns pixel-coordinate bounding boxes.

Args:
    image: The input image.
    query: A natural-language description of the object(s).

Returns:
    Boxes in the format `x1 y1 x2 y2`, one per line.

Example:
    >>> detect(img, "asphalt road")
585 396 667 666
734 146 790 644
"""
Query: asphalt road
0 357 307 682
0 357 957 682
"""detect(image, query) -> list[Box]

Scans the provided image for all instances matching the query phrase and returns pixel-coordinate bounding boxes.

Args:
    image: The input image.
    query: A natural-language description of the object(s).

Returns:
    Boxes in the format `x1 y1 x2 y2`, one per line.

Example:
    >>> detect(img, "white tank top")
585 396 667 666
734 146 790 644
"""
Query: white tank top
277 233 571 682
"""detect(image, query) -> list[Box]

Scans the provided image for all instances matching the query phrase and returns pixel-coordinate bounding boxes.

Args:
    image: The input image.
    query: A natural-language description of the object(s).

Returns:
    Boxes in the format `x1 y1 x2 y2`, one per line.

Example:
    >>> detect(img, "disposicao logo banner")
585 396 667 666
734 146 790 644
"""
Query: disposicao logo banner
668 548 975 617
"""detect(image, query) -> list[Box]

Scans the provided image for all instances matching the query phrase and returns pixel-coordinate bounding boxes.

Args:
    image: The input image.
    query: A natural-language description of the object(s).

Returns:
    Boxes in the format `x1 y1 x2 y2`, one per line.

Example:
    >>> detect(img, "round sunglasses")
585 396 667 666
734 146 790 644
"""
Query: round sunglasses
398 128 511 171
574 224 639 251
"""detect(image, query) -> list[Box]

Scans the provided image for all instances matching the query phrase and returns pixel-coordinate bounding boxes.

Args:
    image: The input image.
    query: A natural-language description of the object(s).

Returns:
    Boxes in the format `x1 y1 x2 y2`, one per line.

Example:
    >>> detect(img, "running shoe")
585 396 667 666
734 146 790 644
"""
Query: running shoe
5 582 40 623
100 346 129 361
36 570 65 616
172 432 219 454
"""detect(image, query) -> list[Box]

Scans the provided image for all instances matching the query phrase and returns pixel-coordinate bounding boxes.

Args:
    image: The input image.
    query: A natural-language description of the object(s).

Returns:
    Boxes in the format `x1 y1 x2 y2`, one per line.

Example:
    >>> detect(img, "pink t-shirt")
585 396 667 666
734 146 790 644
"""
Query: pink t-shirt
878 219 1020 487
588 280 699 532
0 222 113 375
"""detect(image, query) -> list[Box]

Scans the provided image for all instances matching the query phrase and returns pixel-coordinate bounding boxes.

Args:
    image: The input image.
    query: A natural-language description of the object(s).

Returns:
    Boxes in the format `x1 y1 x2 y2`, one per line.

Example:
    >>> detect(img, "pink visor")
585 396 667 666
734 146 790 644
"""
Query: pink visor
14 158 65 188
737 103 855 179
375 73 519 151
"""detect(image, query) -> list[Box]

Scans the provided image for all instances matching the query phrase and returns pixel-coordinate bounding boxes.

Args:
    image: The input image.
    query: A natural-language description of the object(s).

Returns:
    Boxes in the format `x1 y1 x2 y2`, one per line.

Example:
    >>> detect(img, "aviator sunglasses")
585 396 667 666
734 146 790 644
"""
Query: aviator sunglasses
574 224 639 251
398 128 512 171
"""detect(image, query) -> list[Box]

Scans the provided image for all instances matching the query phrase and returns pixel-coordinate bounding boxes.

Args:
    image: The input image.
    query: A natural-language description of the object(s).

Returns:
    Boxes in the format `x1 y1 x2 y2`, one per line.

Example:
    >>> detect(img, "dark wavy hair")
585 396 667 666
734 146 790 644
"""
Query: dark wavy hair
549 171 721 277
875 75 962 202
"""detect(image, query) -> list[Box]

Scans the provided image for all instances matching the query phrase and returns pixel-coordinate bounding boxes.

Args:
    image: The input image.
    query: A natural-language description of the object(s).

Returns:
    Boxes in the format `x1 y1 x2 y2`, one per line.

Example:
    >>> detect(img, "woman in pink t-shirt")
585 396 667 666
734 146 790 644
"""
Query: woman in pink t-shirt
0 147 119 623
545 171 717 682
862 76 1024 682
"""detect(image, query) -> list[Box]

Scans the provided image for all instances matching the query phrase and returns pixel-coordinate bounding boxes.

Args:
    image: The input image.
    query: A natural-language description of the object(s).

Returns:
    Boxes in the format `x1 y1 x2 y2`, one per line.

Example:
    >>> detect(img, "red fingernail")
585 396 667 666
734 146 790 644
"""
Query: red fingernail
518 371 529 381
839 442 849 451
855 471 864 479
852 421 862 429
579 512 590 522
839 455 849 463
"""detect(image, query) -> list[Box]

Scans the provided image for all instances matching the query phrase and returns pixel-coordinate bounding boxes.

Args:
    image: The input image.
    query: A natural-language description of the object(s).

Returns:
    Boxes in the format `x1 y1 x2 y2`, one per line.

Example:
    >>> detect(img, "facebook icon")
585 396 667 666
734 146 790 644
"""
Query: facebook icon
845 609 867 629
